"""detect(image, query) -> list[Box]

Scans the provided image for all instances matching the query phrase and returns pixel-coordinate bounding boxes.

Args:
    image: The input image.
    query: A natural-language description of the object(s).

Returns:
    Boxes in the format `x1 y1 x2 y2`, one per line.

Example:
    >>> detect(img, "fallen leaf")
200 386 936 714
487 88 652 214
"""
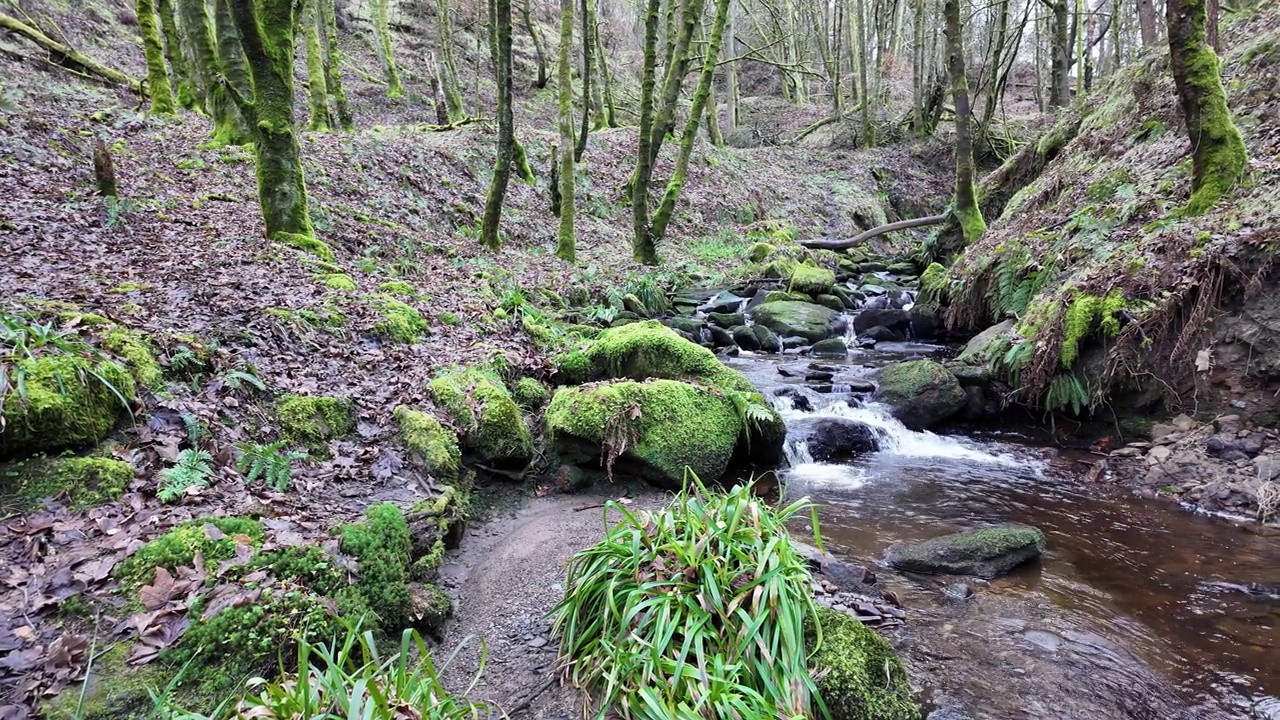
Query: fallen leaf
139 567 176 610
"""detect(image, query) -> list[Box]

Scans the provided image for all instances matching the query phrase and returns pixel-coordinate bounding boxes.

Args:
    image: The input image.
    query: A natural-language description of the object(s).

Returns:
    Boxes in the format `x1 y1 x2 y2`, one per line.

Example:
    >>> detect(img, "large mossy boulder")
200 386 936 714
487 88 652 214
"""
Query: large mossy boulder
428 367 534 470
277 394 354 448
0 354 135 460
393 406 461 483
581 321 755 392
546 379 747 489
873 360 966 430
789 263 836 296
884 523 1045 579
750 301 843 343
809 606 921 720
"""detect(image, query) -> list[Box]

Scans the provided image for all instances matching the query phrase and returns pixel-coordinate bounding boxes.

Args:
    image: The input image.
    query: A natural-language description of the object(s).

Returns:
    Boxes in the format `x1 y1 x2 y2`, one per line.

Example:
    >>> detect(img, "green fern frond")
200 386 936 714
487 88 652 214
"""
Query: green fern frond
158 448 214 503
235 440 306 492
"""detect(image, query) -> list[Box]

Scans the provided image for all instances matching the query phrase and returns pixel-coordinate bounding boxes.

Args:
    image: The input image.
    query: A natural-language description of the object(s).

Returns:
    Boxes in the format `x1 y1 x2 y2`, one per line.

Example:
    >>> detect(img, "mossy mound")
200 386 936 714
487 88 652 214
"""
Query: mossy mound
427 367 533 470
747 241 777 263
277 394 354 448
393 405 461 483
546 379 745 489
0 354 135 461
337 502 451 634
315 272 357 291
369 293 429 343
1 455 133 509
116 517 264 586
885 523 1045 579
790 263 836 296
809 606 921 720
873 360 966 430
580 321 755 393
101 328 163 387
512 376 550 410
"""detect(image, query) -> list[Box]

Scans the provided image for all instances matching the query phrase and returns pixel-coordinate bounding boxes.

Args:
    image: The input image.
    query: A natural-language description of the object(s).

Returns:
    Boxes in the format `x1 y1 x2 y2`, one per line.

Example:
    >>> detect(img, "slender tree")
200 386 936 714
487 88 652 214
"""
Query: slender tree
372 0 403 98
480 0 515 249
137 0 176 114
318 0 353 130
1166 0 1247 214
574 0 594 160
1044 0 1070 107
176 0 249 144
593 18 619 127
521 0 550 87
556 0 576 261
436 0 466 120
156 0 198 108
1137 0 1159 45
303 0 331 131
632 0 662 264
945 0 985 242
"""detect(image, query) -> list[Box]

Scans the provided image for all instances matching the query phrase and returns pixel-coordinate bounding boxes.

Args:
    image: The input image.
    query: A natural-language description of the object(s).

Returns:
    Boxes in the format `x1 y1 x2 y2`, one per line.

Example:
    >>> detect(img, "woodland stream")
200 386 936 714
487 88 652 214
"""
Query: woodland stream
725 329 1280 719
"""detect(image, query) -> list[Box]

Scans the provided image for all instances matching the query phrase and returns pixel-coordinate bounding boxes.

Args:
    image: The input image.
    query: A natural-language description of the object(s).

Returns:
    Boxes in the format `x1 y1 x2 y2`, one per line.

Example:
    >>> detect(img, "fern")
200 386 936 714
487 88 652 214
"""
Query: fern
726 390 776 451
220 366 266 393
988 244 1032 318
157 449 214 503
1044 373 1090 416
235 440 307 492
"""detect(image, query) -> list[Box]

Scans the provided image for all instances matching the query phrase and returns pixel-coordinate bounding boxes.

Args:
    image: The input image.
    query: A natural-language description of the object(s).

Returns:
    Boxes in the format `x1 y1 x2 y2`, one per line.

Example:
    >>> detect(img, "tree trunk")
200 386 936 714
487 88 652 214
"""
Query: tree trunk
1166 0 1247 214
574 0 593 160
156 0 197 109
137 0 176 114
649 0 707 166
520 0 549 88
855 0 873 144
1137 0 1159 45
214 0 253 140
224 0 316 245
632 0 662 265
1048 0 1070 107
0 12 141 92
319 0 353 129
437 0 466 119
304 0 331 131
726 0 739 129
556 0 576 261
480 0 515 249
945 0 986 242
372 0 403 98
177 0 249 144
593 18 618 126
706 79 725 145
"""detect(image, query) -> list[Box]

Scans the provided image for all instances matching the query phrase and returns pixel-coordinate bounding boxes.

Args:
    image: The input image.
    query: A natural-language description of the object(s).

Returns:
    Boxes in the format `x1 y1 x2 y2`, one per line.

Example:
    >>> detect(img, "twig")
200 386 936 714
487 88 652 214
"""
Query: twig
505 676 557 716
572 502 604 512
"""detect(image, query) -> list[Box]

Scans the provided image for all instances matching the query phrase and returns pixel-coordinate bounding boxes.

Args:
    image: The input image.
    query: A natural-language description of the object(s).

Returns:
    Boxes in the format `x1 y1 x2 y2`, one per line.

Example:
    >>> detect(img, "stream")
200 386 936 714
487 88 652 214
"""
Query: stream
719 309 1280 719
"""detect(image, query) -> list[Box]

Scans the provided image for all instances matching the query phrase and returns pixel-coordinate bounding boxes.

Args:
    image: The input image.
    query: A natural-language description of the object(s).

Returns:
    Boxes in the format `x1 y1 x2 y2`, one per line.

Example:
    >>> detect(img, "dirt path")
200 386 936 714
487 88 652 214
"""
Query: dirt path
435 487 668 719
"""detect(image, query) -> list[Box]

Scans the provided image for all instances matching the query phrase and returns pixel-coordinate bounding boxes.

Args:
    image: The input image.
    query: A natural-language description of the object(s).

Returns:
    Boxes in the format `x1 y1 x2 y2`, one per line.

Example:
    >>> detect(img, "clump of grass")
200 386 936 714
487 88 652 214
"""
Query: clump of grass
550 476 823 718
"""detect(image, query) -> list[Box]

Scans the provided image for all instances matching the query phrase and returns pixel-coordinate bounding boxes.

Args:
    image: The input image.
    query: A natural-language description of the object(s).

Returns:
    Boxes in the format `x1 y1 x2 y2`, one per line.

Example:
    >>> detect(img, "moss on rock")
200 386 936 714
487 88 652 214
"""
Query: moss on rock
2 455 133 509
750 301 841 343
427 367 533 470
873 360 966 430
369 293 429 343
278 394 354 448
339 503 414 631
378 280 418 297
747 241 776 263
809 606 921 720
393 405 461 483
116 517 264 586
0 354 135 460
582 321 754 394
512 376 550 409
553 350 592 384
789 263 836 296
315 272 357 291
101 329 163 387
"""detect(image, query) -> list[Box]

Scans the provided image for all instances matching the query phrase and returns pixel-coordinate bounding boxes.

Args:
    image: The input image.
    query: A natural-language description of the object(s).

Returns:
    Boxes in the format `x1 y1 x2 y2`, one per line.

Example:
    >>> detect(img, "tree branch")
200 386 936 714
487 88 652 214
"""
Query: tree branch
0 12 141 92
801 214 948 249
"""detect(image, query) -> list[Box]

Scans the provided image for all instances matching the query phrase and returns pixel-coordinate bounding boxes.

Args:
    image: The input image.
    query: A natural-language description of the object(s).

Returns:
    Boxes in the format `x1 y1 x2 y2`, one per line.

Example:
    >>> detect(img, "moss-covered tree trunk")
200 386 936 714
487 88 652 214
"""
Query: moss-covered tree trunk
573 0 593 160
436 0 466 120
372 0 403 98
1048 0 1070 107
521 0 549 88
556 0 576 262
705 78 724 145
137 0 176 114
177 0 249 144
480 0 514 250
156 0 198 109
649 0 729 243
319 0 353 129
224 0 316 246
593 18 618 127
214 0 253 139
631 0 662 265
303 0 331 131
1166 0 1247 215
945 0 985 242
647 0 706 165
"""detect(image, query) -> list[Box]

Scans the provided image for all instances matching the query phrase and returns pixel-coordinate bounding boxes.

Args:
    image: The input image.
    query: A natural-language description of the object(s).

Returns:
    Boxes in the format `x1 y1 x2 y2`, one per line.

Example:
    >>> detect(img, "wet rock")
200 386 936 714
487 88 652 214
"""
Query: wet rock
792 541 871 589
706 311 744 328
806 370 836 383
886 261 918 275
885 523 1046 579
862 325 903 342
753 325 783 353
858 261 889 273
962 385 987 420
805 418 881 460
707 325 735 348
731 325 759 350
811 338 849 358
859 284 889 297
782 335 808 349
943 583 975 601
874 360 967 430
749 300 844 343
717 345 740 358
1255 455 1280 481
830 285 858 309
846 379 876 393
815 293 846 312
955 319 1015 365
853 308 910 335
774 387 814 412
946 363 992 387
908 305 942 339
699 291 747 313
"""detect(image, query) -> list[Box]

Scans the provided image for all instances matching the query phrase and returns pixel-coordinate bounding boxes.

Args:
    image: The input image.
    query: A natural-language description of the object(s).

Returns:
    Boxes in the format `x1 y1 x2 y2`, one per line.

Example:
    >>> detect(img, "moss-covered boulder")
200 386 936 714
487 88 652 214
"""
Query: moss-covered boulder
393 406 461 483
750 301 843 343
747 241 776 263
0 354 135 461
369 293 429 343
101 329 163 387
873 360 966 430
277 394 354 448
955 320 1016 365
582 321 754 392
1 455 134 509
512 377 550 409
884 523 1045 579
809 606 921 720
546 379 744 488
790 263 836 296
764 290 812 304
428 367 533 470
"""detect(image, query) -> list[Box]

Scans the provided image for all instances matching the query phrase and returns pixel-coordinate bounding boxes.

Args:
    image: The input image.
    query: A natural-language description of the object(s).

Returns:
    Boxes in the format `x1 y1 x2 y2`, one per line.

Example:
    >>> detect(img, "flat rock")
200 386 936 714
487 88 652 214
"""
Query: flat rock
885 523 1045 579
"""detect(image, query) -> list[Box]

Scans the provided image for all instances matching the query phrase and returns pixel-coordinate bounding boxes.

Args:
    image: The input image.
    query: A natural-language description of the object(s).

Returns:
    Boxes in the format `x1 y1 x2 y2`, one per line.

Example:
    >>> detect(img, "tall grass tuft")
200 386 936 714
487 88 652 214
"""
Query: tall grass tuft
550 475 823 719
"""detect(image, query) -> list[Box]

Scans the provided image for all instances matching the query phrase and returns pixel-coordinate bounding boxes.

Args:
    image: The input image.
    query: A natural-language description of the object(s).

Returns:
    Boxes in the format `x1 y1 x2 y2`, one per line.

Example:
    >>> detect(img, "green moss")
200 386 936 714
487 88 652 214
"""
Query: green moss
747 241 776 263
408 484 469 577
428 367 533 469
108 281 149 293
42 644 166 719
0 354 135 460
315 272 357 291
438 311 460 325
764 290 812 304
789 263 835 296
919 262 947 294
417 583 452 631
339 503 413 631
808 606 920 720
512 377 550 410
278 394 354 447
393 405 461 483
546 379 743 487
583 321 754 394
369 293 429 343
101 328 163 387
378 280 418 297
274 231 336 263
2 455 133 509
116 517 264 586
554 350 591 384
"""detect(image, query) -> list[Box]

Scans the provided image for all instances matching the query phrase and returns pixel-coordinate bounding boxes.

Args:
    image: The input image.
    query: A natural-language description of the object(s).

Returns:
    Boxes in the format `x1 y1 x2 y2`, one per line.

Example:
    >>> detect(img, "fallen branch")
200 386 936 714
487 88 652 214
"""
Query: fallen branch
801 214 948 249
414 116 489 132
0 12 141 93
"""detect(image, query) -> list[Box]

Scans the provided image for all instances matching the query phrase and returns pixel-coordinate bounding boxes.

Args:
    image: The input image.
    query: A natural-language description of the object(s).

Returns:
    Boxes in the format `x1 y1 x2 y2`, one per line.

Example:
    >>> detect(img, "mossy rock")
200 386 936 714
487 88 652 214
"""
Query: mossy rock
546 379 744 489
338 503 414 631
747 241 776 263
622 293 650 316
278 394 354 448
884 523 1045 579
749 301 842 344
956 320 1016 365
885 262 918 276
116 517 264 586
0 354 135 461
1 455 133 509
789 263 836 296
553 350 592 385
316 272 357 291
811 338 849 358
428 367 533 470
808 606 921 720
815 294 846 312
873 360 966 430
512 377 550 409
706 312 745 328
101 328 163 387
582 321 753 393
764 290 813 304
369 293 429 343
393 406 461 483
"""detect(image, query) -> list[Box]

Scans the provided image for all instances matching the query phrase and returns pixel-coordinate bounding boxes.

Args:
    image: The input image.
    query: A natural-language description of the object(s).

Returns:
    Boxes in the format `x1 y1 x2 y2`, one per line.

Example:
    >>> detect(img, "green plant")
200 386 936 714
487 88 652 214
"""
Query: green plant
158 448 214 503
550 477 823 719
104 196 138 228
218 361 266 393
236 440 307 491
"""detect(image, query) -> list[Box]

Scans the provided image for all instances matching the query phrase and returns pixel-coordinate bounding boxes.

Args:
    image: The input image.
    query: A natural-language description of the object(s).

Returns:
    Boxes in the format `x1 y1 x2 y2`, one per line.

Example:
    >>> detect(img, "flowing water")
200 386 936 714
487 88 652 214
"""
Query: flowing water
724 334 1280 719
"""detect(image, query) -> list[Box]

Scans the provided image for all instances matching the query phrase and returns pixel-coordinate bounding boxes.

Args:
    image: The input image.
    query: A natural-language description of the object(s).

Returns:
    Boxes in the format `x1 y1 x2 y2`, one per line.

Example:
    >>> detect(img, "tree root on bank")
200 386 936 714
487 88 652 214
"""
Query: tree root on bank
0 12 141 93
801 214 948 250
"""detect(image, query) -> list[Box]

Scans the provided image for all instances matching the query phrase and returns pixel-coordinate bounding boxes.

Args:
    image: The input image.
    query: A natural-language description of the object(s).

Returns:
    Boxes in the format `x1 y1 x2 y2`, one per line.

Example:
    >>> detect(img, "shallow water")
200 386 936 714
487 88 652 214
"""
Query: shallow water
729 349 1280 719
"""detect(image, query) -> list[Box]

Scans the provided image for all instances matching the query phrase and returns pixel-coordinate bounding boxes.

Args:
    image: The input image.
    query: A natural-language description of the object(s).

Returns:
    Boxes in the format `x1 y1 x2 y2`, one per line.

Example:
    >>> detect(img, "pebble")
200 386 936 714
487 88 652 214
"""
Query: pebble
528 636 548 648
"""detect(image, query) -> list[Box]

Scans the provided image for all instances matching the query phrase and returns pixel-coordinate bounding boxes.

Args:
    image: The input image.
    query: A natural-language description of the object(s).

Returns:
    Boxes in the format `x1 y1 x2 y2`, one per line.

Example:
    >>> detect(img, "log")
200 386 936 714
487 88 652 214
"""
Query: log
0 12 142 93
801 214 949 250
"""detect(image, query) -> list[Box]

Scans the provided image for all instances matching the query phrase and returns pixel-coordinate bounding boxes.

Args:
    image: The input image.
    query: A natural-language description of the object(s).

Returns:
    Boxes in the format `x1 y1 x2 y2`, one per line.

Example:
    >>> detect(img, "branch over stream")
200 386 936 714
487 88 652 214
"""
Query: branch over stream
801 214 948 249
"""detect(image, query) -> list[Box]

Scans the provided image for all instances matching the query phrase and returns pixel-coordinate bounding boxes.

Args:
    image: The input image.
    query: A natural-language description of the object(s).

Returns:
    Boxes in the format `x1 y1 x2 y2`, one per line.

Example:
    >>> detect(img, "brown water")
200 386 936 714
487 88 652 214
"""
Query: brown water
731 351 1280 719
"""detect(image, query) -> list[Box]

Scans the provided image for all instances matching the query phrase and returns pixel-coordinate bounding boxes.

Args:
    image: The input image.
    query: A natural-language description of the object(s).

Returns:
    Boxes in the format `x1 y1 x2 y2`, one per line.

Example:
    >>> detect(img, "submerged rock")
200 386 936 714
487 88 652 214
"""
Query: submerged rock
874 360 966 429
885 523 1046 579
750 300 844 343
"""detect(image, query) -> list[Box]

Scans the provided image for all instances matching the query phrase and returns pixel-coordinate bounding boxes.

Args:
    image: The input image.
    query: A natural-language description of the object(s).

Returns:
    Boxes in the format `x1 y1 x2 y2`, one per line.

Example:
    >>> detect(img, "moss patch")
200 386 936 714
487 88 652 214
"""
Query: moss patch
368 293 429 343
116 517 264 586
0 354 135 461
582 321 754 394
338 503 414 632
101 329 163 387
2 455 133 509
789 263 835 296
427 367 533 470
512 377 550 409
315 272 357 290
393 405 461 483
277 394 354 448
809 606 920 720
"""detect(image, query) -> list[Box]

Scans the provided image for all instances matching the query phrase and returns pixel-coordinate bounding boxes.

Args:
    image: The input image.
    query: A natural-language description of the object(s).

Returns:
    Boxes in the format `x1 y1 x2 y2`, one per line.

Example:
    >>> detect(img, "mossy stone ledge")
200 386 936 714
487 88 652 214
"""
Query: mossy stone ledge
427 367 534 470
